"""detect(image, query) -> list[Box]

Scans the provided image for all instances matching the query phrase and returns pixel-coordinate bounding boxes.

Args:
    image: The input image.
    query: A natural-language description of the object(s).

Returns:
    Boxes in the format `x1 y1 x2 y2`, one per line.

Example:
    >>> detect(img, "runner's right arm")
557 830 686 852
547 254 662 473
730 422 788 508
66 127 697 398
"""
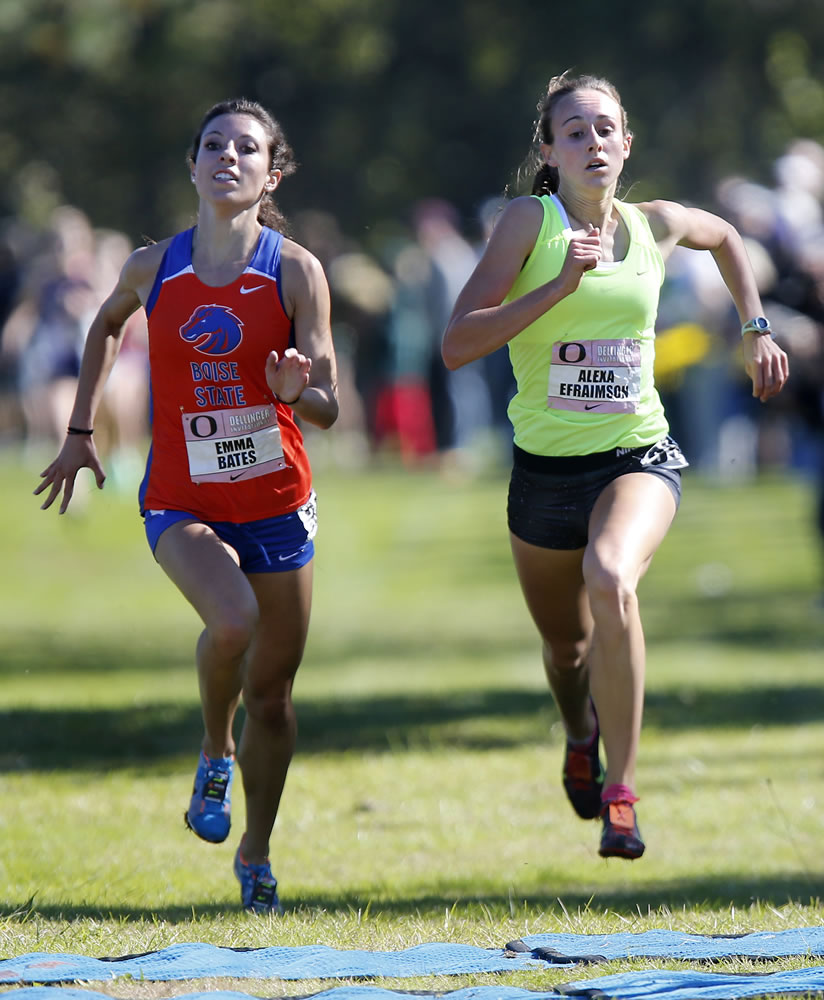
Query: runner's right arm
35 244 163 513
442 197 601 370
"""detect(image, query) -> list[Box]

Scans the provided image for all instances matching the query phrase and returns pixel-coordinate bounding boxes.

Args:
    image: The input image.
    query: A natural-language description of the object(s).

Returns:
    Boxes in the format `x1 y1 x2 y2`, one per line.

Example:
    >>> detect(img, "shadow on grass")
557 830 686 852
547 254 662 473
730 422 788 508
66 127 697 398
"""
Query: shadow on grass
2 875 822 925
0 633 536 677
4 681 824 771
643 591 824 650
3 577 822 682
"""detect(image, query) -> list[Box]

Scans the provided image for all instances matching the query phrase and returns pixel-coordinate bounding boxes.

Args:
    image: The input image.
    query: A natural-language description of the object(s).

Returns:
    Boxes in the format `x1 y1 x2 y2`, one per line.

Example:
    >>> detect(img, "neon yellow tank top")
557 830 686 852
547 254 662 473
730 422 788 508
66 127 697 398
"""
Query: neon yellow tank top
505 194 669 456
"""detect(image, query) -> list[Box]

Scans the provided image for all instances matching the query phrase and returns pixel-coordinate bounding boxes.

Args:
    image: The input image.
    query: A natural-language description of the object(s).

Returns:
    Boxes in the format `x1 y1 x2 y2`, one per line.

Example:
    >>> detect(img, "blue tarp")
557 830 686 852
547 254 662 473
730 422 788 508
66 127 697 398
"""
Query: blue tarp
515 926 824 963
556 965 824 998
0 943 543 984
3 930 824 998
4 928 824 984
6 971 824 1000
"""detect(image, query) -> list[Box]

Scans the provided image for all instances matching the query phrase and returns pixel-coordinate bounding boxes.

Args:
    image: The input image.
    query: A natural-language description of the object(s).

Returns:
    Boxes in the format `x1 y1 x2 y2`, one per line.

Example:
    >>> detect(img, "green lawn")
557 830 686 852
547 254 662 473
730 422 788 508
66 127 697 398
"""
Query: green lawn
1 444 823 997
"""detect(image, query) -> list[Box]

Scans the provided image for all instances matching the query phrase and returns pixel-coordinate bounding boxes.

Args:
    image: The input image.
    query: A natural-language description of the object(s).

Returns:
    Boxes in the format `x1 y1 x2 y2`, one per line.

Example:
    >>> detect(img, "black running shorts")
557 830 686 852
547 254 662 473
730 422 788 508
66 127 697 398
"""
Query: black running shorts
507 436 687 550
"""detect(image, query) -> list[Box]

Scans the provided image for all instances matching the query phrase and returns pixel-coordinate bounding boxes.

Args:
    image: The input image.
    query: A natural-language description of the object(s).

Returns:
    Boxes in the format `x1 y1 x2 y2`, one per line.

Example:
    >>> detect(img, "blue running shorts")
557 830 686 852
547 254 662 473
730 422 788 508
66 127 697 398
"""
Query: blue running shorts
143 490 318 572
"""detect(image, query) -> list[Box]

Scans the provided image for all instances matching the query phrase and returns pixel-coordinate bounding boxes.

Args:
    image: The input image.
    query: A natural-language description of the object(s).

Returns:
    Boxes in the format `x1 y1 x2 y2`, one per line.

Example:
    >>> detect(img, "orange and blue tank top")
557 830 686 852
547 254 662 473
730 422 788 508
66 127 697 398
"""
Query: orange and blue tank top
138 226 312 523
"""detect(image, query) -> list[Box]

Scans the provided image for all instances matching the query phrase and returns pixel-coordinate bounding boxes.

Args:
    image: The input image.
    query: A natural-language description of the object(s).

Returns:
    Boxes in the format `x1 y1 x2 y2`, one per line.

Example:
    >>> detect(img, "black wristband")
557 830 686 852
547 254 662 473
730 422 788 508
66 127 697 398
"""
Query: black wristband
67 426 94 435
275 393 302 406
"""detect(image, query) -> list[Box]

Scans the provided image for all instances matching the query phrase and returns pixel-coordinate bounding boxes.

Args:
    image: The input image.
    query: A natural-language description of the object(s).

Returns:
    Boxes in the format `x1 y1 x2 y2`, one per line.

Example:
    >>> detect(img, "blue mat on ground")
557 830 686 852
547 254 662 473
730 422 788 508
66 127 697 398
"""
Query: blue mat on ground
0 943 545 984
6 971 824 999
3 929 824 984
512 926 824 963
552 967 824 997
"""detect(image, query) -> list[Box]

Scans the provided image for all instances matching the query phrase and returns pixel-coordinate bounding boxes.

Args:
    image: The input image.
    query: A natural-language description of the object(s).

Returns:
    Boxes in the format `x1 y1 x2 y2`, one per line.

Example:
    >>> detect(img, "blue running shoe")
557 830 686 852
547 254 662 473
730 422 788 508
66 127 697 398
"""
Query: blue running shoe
185 750 233 844
234 847 283 914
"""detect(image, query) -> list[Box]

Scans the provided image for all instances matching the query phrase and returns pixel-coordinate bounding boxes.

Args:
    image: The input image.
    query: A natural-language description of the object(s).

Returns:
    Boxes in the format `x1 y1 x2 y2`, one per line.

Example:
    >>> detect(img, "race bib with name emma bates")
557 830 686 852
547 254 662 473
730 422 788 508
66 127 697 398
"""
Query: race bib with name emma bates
182 404 286 484
548 338 641 413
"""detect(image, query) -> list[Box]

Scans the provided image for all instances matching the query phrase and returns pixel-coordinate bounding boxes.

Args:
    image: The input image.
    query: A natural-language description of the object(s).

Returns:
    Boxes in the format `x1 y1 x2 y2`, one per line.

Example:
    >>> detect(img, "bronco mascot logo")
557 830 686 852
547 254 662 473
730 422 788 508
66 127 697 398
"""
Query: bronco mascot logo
180 305 244 355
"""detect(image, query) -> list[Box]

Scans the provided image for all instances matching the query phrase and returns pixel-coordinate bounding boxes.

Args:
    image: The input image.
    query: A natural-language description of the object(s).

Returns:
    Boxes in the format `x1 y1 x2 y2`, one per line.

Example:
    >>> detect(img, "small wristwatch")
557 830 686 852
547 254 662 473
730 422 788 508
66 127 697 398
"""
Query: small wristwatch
741 316 773 338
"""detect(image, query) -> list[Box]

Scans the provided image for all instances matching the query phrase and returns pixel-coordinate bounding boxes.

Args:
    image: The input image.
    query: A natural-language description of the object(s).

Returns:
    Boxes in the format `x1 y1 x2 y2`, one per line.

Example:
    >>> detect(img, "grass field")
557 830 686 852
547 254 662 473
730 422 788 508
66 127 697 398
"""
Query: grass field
1 443 823 998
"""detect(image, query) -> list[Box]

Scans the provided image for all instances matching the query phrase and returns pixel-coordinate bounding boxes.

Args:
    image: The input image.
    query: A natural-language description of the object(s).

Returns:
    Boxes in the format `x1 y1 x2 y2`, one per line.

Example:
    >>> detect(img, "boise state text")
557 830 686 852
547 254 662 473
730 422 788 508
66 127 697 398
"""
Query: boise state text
190 360 247 407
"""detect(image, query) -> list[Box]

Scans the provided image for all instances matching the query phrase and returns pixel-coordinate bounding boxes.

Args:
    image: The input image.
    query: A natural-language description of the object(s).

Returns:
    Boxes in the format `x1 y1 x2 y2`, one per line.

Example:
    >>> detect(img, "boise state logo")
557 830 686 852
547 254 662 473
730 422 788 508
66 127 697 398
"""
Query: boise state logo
180 305 243 355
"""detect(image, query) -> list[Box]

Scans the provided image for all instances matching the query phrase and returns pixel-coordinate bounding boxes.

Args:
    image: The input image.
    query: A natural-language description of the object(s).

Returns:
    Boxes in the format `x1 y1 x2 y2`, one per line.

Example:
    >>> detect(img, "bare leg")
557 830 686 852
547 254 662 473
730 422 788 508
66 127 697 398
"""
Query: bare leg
509 536 595 740
236 563 313 864
584 473 677 792
154 521 257 758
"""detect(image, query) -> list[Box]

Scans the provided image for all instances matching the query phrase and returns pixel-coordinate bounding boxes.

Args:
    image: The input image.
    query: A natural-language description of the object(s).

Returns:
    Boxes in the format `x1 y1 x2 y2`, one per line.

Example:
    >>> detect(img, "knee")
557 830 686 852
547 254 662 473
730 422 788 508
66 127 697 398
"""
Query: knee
243 677 296 730
206 604 259 661
544 637 588 673
582 556 637 625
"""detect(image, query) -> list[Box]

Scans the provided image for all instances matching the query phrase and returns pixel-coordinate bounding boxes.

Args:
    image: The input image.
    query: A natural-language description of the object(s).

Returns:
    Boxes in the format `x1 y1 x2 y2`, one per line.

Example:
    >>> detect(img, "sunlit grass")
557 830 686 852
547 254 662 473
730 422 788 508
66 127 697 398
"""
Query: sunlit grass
1 446 823 998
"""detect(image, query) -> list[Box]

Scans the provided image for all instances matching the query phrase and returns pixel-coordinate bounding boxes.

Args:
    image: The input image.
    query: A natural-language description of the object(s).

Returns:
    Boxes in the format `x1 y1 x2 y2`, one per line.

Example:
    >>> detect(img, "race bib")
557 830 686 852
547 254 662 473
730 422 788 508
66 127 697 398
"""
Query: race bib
182 404 286 484
548 338 641 413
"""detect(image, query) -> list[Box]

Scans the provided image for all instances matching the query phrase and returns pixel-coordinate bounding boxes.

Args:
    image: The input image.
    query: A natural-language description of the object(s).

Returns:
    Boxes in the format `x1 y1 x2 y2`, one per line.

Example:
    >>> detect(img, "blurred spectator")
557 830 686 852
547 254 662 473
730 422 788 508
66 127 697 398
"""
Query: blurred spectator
413 198 490 471
377 234 439 461
0 227 20 332
654 238 745 475
0 224 22 440
773 139 824 255
92 229 150 489
292 209 388 466
0 205 150 482
3 206 97 452
651 149 824 483
326 248 394 465
294 200 506 472
711 139 824 594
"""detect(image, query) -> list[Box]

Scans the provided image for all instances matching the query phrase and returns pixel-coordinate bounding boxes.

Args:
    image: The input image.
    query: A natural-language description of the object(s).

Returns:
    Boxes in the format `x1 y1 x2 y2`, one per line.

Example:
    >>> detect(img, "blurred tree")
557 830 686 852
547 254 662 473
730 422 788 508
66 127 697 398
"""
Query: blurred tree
1 0 823 247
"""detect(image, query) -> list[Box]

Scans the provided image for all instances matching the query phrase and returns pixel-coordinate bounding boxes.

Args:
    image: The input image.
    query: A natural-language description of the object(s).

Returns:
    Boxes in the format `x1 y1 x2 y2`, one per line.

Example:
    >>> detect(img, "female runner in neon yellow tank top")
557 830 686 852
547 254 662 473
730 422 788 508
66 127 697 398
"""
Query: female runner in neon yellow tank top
442 73 789 861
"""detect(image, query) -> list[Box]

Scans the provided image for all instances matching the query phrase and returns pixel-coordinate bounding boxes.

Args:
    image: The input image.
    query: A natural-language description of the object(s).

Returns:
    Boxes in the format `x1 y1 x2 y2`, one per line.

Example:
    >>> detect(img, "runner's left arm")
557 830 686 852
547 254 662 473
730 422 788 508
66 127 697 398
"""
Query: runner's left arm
639 199 789 402
267 243 339 428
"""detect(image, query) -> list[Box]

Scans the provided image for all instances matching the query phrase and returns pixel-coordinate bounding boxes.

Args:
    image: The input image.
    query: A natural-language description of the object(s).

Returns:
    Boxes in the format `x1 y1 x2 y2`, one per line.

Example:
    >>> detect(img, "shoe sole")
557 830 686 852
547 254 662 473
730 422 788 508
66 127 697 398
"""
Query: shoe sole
564 791 602 820
569 804 602 820
599 840 645 860
245 900 284 916
184 809 230 844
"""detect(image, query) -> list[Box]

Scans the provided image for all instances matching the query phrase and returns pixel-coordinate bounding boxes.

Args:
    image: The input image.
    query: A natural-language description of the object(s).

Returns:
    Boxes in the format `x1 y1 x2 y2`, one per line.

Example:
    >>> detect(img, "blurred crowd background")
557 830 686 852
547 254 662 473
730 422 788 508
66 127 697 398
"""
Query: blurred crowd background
2 0 824 572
